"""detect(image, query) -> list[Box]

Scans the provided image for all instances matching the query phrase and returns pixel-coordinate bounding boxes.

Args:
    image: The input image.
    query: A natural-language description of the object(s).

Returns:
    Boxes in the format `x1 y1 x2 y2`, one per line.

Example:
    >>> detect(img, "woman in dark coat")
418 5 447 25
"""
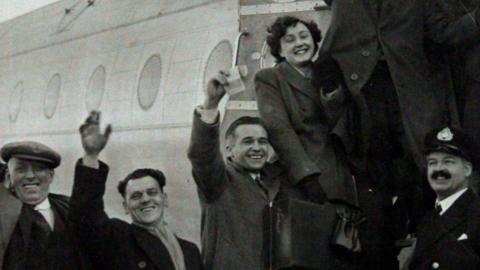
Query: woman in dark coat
254 16 357 206
254 16 395 269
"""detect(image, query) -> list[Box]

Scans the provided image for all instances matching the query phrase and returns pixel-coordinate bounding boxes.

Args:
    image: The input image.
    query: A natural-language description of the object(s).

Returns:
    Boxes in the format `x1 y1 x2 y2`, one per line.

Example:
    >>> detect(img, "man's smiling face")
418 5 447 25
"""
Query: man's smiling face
7 157 54 205
426 152 471 200
123 176 166 225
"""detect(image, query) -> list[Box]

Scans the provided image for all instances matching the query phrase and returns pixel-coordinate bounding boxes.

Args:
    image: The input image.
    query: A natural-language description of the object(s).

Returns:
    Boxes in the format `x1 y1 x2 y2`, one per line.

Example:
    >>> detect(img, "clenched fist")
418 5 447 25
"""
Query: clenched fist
203 70 230 110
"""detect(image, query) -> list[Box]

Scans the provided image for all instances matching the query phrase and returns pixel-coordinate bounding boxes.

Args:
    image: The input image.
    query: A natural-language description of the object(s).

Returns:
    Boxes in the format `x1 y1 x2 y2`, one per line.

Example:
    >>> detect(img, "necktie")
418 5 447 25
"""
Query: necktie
254 175 269 198
24 205 52 269
27 205 52 248
434 203 442 216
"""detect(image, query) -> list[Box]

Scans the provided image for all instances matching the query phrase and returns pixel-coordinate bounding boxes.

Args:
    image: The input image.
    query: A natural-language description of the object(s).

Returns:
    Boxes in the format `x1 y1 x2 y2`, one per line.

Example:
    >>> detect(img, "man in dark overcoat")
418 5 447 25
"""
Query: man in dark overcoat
187 72 288 270
320 1 480 266
69 111 203 270
410 126 480 270
0 141 91 270
424 0 480 192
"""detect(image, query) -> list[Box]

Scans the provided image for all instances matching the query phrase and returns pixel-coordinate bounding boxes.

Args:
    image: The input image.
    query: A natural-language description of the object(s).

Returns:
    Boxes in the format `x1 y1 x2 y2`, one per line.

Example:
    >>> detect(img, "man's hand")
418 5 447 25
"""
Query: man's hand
203 70 229 110
298 174 328 204
80 111 112 161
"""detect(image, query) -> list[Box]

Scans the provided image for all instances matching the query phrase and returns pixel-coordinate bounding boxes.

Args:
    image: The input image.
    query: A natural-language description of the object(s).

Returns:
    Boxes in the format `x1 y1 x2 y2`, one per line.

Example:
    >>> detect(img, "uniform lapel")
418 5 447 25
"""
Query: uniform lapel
277 61 320 106
414 190 473 258
132 224 176 270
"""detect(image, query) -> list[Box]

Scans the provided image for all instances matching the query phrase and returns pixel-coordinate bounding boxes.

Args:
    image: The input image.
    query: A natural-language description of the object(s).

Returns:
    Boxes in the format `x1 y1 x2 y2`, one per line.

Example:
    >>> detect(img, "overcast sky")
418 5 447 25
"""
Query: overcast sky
0 0 60 23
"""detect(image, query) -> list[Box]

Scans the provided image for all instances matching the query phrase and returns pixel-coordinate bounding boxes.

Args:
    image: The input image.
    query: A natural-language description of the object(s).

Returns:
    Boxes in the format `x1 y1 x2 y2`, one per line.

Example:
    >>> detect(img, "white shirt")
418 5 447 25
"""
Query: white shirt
436 188 468 215
34 198 55 229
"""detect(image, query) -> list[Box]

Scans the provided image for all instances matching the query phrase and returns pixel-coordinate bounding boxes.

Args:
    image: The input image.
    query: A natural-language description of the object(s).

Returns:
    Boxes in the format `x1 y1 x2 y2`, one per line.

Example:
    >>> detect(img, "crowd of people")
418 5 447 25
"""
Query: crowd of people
2 1 480 269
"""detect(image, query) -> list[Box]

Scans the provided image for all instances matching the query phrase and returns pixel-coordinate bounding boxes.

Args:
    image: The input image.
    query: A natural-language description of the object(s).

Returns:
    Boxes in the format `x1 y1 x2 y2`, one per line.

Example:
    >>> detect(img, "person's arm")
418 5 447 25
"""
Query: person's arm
69 111 112 268
187 72 229 203
254 69 327 204
425 0 480 46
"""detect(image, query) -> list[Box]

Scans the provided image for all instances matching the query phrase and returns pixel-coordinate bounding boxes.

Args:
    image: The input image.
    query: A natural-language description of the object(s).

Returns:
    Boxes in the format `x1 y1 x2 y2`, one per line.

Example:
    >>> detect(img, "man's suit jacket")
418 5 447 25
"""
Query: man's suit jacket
0 186 91 269
69 161 203 270
187 111 286 270
321 0 480 166
0 185 22 267
410 189 480 270
254 60 357 205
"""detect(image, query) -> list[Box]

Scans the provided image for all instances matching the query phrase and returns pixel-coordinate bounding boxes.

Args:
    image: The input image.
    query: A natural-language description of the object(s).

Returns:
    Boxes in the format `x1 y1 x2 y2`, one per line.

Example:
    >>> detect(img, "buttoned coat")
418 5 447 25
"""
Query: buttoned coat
69 161 203 270
0 185 91 270
187 111 285 270
321 0 480 166
410 189 480 270
254 60 357 205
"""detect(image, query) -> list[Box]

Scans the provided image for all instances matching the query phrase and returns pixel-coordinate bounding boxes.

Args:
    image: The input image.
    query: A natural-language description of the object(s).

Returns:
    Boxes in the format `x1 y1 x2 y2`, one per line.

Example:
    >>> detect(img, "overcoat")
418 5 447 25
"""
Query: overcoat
410 189 480 270
425 0 480 156
187 111 285 270
0 185 91 269
254 60 357 205
69 161 203 270
321 0 479 166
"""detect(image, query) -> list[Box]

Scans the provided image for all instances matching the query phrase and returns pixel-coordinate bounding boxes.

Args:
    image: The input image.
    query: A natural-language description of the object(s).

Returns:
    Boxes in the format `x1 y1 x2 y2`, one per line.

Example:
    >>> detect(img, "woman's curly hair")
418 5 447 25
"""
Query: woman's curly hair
266 16 322 63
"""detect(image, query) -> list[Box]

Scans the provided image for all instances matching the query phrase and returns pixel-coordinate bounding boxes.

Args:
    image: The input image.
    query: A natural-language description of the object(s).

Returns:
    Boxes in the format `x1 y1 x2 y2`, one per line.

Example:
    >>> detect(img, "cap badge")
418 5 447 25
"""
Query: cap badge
437 127 454 142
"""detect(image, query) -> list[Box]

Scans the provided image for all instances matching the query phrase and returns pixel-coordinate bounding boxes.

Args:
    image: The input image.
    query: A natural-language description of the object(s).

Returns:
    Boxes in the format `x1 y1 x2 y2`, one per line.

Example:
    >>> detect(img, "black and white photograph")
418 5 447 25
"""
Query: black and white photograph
1 1 480 269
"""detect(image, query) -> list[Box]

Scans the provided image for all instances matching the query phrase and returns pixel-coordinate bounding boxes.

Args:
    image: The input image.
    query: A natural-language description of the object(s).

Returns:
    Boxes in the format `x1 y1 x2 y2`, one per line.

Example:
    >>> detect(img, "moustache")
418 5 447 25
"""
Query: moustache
430 170 452 180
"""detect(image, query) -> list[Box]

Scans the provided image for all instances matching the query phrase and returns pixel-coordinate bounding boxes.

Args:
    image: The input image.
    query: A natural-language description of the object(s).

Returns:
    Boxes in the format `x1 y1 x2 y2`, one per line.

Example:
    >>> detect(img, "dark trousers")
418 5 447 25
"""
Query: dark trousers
355 62 426 270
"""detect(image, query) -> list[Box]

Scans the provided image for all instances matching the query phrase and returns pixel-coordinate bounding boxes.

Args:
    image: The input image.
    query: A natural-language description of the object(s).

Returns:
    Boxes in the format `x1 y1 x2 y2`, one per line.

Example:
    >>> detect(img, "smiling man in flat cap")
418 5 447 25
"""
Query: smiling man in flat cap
0 141 91 270
410 127 480 270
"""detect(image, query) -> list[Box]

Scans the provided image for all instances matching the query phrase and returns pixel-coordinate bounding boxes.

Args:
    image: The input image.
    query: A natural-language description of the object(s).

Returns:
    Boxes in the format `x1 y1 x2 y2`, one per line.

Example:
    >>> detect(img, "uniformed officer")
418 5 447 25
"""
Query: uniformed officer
410 126 480 270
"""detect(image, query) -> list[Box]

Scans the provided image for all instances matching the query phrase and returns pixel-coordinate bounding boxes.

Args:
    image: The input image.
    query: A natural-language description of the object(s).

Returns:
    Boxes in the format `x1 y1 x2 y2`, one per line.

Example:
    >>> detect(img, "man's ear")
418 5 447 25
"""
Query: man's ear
122 200 130 215
48 169 55 183
5 170 12 189
464 161 473 177
225 144 233 157
163 193 168 208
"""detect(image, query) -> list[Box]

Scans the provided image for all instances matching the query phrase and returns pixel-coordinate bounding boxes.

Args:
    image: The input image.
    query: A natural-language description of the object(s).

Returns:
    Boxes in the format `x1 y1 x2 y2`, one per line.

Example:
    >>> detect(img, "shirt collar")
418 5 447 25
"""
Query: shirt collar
249 173 260 181
34 198 51 211
436 188 468 215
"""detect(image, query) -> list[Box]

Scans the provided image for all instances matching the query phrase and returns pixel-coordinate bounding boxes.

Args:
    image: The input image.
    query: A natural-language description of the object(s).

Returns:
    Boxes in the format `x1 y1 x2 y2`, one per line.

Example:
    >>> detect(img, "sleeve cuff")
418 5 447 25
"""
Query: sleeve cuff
195 106 220 124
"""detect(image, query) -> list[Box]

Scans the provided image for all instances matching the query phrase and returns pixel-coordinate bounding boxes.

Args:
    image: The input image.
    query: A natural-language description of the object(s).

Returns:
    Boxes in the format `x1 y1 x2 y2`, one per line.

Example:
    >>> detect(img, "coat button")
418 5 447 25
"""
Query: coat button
350 73 359 81
432 262 439 269
138 261 147 269
361 50 371 57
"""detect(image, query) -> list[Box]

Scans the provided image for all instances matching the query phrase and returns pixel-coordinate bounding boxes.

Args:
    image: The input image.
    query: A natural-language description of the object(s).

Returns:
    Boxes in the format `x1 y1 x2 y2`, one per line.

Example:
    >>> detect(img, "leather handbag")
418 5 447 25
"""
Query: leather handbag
263 197 338 269
329 199 366 256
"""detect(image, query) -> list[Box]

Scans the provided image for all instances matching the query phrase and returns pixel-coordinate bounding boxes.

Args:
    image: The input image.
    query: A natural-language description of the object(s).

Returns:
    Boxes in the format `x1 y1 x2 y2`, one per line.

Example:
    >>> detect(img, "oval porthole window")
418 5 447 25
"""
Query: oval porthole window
137 54 162 110
85 65 106 112
9 81 24 122
44 74 61 119
260 41 276 69
203 40 233 89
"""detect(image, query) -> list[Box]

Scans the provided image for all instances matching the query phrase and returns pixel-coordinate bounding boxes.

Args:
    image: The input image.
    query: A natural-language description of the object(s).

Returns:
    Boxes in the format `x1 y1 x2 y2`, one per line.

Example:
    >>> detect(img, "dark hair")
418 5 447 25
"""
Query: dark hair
117 168 166 198
225 116 263 140
266 16 322 63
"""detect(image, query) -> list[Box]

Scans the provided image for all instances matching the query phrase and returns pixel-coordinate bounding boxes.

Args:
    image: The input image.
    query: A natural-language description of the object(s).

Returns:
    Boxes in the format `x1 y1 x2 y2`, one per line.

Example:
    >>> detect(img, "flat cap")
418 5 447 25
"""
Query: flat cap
0 141 61 168
424 126 477 164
